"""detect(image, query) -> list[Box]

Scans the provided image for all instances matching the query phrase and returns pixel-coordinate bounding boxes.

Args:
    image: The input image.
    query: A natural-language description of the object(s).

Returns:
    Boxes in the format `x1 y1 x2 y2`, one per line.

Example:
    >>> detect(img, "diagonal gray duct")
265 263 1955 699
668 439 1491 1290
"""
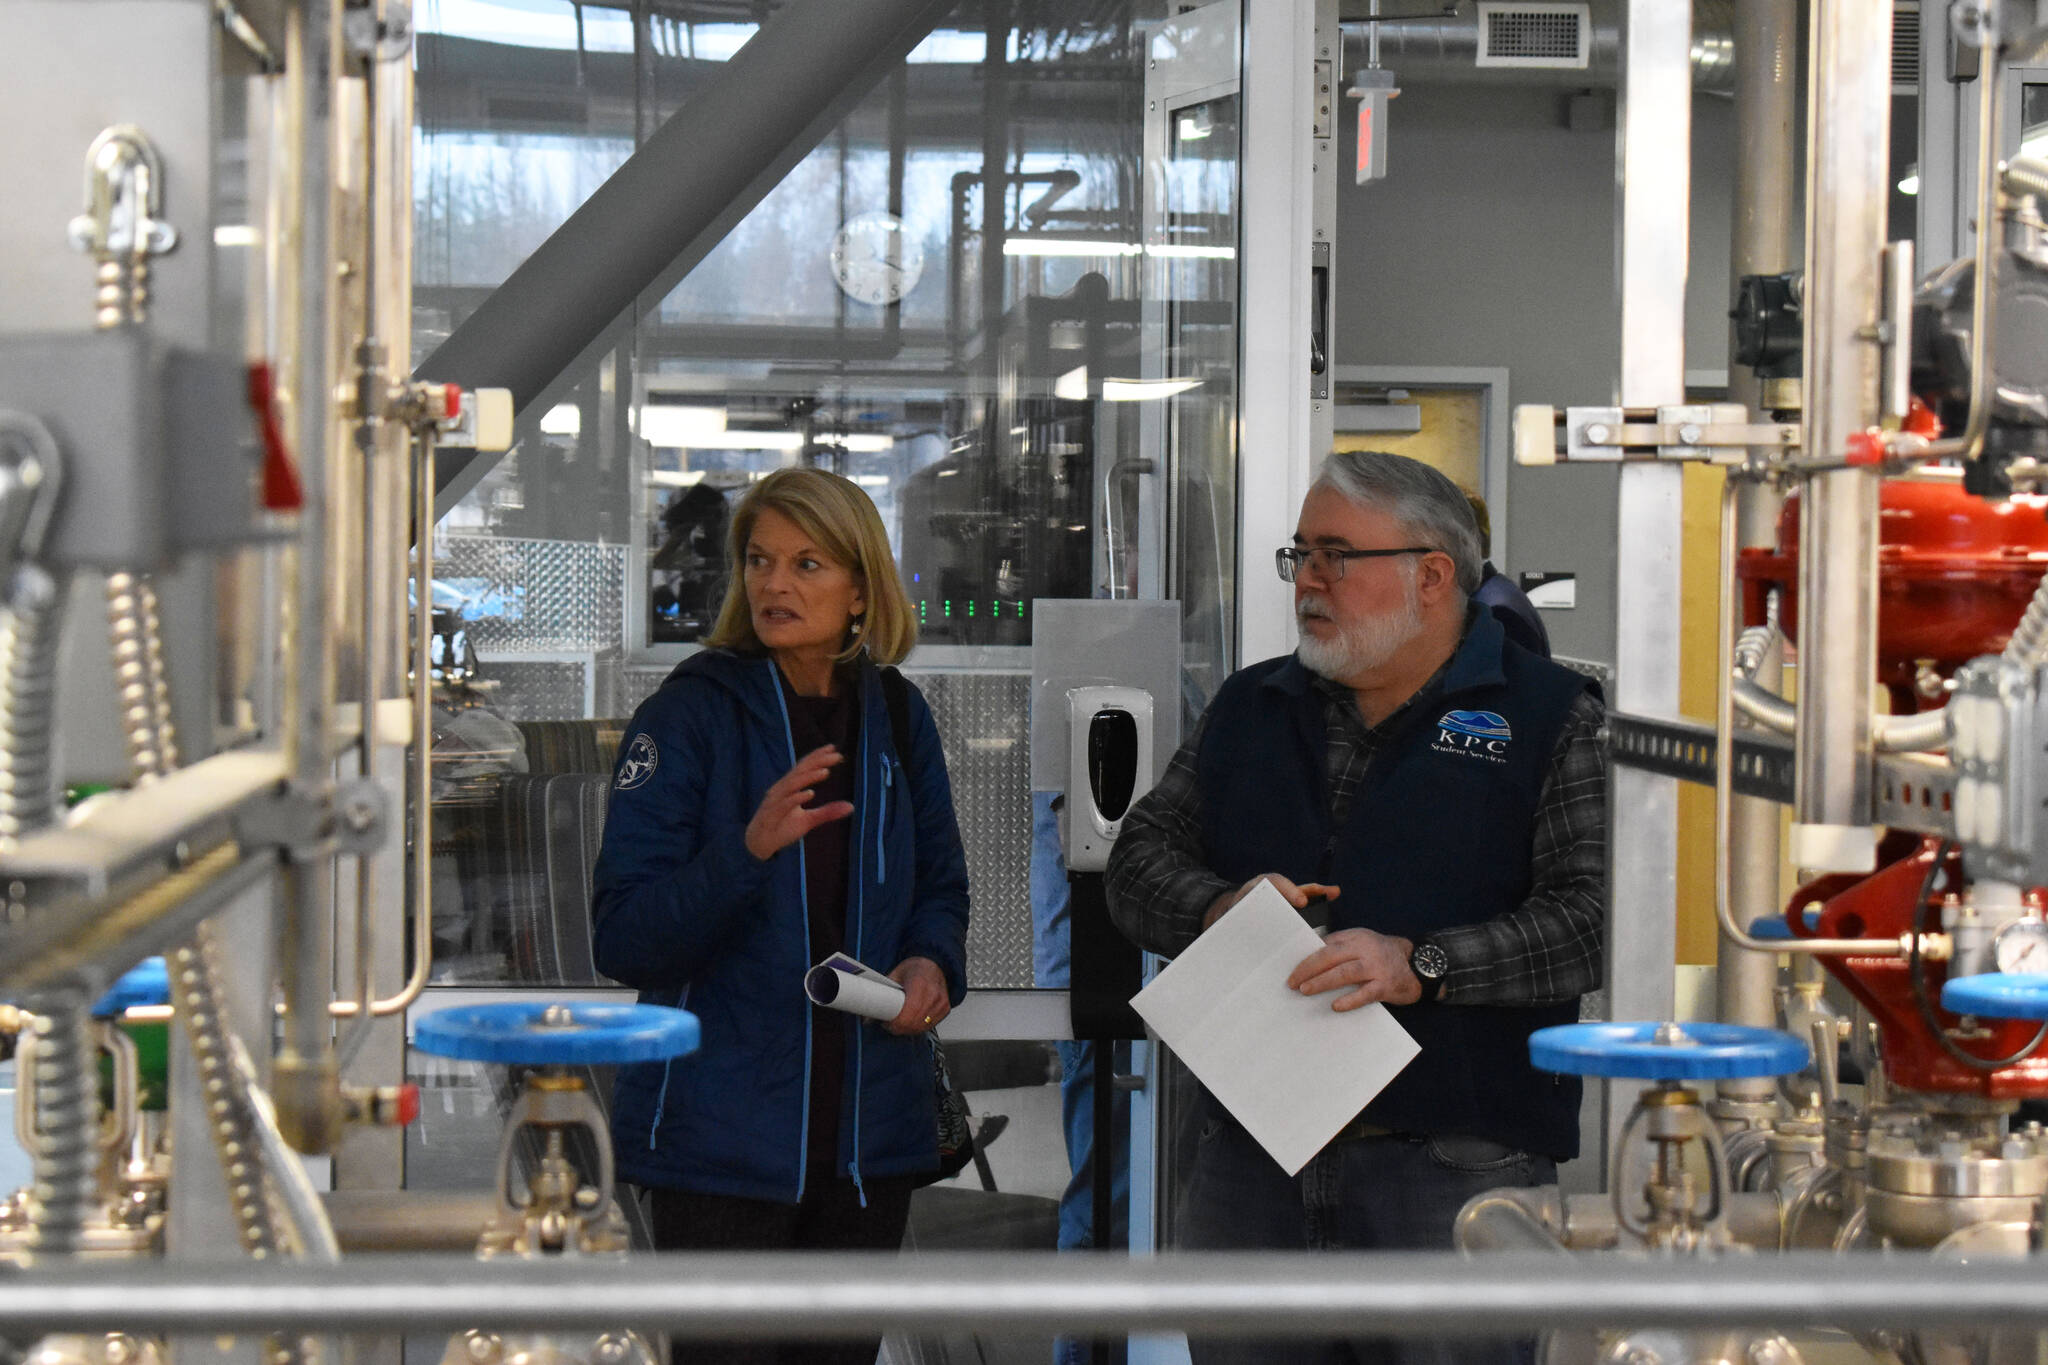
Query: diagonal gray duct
417 0 955 515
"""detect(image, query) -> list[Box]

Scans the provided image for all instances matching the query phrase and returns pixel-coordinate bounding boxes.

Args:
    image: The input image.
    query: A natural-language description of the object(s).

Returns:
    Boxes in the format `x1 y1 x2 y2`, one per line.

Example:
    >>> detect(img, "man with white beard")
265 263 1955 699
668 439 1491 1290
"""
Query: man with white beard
1105 449 1606 1365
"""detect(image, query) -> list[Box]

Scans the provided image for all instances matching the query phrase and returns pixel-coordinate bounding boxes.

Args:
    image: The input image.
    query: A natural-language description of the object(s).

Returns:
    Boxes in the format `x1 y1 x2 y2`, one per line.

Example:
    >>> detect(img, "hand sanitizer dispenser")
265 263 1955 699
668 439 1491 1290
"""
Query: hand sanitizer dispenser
1063 686 1154 873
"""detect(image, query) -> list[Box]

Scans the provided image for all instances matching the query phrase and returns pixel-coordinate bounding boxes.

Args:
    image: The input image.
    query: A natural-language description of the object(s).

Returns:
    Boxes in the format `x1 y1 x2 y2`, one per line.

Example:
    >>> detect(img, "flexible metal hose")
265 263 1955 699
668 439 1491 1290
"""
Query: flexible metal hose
0 569 66 845
168 930 283 1260
1731 623 1777 681
107 572 178 781
19 981 99 1262
0 415 93 1271
2003 566 2048 667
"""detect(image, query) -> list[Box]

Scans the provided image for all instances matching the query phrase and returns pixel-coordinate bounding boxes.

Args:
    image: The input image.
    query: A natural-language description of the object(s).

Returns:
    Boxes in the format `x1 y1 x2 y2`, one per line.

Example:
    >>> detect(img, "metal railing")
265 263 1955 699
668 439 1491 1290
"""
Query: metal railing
4 1253 2048 1338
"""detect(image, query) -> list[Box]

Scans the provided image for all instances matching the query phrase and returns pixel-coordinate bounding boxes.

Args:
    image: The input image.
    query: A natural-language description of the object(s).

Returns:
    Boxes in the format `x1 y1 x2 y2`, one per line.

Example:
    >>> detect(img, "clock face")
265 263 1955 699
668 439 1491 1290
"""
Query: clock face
830 212 925 306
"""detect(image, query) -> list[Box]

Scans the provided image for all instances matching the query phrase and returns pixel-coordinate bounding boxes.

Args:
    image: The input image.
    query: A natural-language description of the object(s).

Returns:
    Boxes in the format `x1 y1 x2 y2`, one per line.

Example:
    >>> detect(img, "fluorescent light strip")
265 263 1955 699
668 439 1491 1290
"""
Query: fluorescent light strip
1002 238 1235 261
1103 378 1202 402
1055 367 1203 402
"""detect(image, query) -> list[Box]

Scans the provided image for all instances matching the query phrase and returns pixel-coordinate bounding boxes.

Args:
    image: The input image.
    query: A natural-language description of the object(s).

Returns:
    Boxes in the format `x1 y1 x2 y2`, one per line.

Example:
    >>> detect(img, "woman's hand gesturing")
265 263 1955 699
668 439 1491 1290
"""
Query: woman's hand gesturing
744 745 855 861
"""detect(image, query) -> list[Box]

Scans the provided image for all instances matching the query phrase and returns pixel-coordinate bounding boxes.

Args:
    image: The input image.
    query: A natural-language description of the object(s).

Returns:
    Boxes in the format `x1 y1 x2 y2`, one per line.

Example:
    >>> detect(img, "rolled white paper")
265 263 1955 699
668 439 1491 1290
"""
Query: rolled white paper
804 955 906 1023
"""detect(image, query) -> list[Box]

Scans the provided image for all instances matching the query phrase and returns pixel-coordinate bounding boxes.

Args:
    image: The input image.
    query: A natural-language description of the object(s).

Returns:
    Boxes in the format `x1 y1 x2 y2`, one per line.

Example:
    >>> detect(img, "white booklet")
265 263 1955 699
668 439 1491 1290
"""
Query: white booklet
1131 879 1422 1175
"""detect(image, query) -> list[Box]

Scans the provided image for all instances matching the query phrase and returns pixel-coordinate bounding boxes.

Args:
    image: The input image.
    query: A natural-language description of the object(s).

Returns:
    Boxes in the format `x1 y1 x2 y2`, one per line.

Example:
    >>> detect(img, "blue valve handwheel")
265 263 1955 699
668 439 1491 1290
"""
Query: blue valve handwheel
1941 973 2048 1021
93 958 169 1017
1530 1021 1811 1080
412 1001 699 1065
1745 909 1822 943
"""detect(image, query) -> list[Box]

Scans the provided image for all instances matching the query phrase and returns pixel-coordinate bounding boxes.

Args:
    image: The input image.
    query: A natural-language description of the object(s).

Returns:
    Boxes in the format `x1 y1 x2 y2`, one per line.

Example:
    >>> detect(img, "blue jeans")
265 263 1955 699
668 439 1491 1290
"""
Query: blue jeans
1176 1111 1556 1365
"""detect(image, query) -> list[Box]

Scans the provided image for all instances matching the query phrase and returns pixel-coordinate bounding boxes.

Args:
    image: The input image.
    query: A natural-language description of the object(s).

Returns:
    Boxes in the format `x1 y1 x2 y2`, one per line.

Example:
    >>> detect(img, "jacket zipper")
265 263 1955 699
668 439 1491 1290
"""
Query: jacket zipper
647 983 691 1149
848 686 870 1208
876 754 892 884
769 659 814 1203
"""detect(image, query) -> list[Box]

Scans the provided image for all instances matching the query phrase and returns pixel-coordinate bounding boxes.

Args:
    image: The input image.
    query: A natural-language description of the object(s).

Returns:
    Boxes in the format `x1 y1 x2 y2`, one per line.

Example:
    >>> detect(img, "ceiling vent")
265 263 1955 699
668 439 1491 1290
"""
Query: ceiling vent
1475 3 1591 70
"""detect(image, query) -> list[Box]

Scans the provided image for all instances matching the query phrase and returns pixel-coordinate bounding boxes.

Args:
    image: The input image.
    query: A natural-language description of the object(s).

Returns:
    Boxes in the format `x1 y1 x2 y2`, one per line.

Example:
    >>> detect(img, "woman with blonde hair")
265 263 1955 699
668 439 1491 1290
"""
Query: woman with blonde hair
592 467 970 1364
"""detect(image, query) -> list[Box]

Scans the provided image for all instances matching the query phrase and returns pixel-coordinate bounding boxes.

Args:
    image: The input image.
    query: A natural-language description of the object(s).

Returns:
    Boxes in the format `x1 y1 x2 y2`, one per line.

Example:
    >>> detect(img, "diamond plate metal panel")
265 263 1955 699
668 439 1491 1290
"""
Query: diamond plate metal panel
549 654 1036 987
906 670 1033 990
488 660 592 722
436 535 627 653
608 664 674 718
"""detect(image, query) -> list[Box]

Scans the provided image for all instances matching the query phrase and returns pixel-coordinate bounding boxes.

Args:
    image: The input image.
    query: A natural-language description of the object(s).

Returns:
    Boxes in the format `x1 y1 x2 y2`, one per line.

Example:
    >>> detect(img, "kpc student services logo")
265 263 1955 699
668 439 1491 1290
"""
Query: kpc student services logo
1432 709 1511 763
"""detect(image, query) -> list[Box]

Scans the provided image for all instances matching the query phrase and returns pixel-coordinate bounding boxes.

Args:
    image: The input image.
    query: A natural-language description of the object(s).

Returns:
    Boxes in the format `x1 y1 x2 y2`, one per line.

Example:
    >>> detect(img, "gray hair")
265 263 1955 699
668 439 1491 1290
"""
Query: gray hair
1311 450 1483 595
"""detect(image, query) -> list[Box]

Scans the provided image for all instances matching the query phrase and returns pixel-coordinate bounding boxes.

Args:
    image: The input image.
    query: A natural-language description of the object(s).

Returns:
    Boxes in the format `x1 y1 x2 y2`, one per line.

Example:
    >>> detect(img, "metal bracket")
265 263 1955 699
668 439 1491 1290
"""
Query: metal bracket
1518 404 1800 466
236 775 388 860
233 781 336 862
1605 712 1957 839
343 1 414 63
332 777 390 857
65 126 179 330
1605 713 1796 803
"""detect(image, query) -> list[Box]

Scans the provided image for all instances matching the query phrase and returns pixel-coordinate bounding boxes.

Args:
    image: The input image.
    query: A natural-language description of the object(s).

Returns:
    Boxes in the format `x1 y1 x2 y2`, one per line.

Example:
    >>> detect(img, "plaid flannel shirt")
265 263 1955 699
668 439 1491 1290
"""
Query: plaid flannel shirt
1103 646 1607 1008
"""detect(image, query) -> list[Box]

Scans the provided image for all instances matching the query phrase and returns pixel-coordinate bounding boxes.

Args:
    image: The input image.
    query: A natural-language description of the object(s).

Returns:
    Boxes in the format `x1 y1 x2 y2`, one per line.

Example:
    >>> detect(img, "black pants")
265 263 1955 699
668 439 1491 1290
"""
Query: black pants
646 1175 918 1365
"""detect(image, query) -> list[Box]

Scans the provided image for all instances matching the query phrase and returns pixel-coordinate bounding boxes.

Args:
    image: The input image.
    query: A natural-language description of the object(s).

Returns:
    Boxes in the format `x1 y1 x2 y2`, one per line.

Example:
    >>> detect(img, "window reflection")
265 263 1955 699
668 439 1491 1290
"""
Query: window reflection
417 3 1172 1001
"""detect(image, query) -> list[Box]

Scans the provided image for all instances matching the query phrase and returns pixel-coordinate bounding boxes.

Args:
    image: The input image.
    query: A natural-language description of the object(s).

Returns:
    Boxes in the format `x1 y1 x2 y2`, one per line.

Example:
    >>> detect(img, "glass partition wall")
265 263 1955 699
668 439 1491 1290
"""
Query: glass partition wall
407 1 1239 1337
416 0 1186 984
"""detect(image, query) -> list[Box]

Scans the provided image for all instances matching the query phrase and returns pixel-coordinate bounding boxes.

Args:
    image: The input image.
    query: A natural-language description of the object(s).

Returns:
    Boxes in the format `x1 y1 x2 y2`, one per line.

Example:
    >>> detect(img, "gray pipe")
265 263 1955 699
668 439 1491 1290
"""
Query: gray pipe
1717 0 1797 1086
1729 678 1947 752
9 1254 2048 1336
1342 1 1736 91
322 1191 498 1254
419 0 954 511
1793 0 1892 865
1453 1190 1572 1255
276 0 342 1157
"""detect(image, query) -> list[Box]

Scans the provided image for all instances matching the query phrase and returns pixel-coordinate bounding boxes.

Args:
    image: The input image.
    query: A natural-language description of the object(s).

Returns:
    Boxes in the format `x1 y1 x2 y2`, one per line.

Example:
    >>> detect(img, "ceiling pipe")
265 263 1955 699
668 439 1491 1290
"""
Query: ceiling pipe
1339 1 1737 91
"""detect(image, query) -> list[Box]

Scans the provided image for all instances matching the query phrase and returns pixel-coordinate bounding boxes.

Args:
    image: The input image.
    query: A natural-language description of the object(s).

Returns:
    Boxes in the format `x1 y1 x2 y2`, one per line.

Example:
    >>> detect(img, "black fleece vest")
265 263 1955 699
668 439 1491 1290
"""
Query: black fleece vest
1192 611 1594 1159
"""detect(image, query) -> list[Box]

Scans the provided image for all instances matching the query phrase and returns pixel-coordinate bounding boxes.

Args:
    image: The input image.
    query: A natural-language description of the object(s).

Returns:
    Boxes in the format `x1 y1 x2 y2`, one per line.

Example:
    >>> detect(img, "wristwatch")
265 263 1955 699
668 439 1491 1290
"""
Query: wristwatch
1409 939 1449 992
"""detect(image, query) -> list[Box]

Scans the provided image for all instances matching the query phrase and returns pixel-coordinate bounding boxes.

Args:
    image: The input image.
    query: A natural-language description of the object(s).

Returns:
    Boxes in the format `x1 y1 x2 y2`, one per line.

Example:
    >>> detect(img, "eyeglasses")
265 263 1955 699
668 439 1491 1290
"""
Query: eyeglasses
1274 545 1436 583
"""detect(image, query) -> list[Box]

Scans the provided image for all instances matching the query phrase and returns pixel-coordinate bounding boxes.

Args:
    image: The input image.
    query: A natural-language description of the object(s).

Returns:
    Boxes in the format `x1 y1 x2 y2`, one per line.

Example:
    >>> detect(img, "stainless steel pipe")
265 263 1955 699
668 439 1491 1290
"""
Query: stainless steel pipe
1727 680 1948 753
1718 0 1798 1071
5 1254 2048 1336
1792 0 1891 873
276 0 344 1155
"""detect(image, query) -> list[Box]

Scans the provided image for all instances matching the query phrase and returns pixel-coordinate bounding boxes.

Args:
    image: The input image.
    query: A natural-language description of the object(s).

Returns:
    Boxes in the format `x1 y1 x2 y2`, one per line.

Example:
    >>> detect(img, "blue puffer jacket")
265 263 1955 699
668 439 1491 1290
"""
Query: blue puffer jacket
590 649 971 1203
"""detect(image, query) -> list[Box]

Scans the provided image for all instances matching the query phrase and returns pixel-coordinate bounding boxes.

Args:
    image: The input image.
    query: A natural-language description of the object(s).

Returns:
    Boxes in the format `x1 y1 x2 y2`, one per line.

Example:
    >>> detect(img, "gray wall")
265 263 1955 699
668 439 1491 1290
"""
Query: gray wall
1334 81 1738 666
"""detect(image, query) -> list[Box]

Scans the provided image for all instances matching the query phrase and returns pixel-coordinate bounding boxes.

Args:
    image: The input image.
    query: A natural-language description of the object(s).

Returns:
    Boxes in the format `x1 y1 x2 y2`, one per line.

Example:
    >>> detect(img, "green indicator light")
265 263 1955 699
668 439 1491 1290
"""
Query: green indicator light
944 600 952 617
1016 601 1025 617
968 601 976 617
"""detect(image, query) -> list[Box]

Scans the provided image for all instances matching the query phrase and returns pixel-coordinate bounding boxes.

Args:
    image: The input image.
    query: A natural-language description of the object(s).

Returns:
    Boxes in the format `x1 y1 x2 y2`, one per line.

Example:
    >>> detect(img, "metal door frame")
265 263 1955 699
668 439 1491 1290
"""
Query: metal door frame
1328 364 1512 570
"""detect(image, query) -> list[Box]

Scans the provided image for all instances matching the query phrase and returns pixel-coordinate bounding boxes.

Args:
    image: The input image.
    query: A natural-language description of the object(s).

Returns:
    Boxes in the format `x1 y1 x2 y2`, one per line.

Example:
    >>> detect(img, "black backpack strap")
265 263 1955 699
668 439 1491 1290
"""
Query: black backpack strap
879 665 914 774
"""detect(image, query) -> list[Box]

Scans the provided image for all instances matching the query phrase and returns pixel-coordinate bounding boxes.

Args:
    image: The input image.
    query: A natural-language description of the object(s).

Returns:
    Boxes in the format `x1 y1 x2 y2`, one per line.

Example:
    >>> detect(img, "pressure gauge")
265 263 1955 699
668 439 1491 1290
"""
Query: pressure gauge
1992 918 2048 974
829 212 925 306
